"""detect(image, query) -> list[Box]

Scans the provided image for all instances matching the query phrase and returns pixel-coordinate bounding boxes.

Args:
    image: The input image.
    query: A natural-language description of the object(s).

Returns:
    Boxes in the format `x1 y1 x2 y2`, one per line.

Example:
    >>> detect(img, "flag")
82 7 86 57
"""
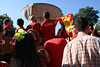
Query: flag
61 14 73 33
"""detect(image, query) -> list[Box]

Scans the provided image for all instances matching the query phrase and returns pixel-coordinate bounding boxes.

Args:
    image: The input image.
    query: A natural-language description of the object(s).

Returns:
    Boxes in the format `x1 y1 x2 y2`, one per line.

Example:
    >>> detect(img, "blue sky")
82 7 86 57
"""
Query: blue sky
0 0 100 34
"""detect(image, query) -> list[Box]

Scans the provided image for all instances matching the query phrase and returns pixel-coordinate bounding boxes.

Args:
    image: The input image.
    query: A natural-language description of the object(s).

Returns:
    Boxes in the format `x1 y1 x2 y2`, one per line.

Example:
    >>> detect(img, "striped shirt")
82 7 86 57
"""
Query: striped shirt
62 32 100 67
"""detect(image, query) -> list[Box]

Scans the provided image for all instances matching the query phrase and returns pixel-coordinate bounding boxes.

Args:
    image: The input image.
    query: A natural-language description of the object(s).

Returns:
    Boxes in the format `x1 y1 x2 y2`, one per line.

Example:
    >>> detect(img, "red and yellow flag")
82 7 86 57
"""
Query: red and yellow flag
61 13 73 33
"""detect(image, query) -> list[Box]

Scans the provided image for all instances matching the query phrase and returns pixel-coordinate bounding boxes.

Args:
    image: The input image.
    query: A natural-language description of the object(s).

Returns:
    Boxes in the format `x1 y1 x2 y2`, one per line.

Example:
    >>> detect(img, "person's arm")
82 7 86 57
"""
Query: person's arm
57 27 63 37
44 49 51 64
56 18 65 26
38 49 51 65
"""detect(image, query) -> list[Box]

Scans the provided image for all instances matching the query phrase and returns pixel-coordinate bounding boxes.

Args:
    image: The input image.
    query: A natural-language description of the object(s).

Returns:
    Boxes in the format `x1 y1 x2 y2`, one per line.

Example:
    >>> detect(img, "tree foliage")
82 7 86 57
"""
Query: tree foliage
73 6 99 24
0 14 16 35
96 21 100 31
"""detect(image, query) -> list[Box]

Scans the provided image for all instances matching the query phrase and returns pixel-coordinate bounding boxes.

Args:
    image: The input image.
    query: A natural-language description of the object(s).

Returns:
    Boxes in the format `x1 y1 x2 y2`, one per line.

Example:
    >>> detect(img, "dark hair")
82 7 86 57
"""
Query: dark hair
43 12 50 19
17 18 24 27
3 19 10 25
75 17 88 32
0 25 3 32
3 30 13 37
27 29 40 43
15 33 43 67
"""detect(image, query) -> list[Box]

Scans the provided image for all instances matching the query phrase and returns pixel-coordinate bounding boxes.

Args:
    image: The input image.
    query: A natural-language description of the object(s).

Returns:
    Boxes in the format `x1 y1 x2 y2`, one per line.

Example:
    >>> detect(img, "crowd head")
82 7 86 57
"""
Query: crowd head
43 11 50 19
75 17 89 32
27 29 41 44
17 18 24 27
30 15 37 22
3 30 13 43
3 19 11 27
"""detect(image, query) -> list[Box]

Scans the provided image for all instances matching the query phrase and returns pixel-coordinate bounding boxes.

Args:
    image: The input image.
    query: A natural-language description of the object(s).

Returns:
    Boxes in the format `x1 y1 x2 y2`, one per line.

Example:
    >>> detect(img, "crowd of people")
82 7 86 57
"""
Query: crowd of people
0 11 100 67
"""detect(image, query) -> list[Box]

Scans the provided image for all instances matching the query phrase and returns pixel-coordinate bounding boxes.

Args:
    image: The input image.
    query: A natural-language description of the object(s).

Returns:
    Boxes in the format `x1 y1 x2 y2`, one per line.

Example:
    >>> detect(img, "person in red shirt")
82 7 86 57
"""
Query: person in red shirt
0 30 14 63
26 15 40 35
41 12 59 45
15 18 26 34
44 36 67 67
3 19 11 31
27 29 51 65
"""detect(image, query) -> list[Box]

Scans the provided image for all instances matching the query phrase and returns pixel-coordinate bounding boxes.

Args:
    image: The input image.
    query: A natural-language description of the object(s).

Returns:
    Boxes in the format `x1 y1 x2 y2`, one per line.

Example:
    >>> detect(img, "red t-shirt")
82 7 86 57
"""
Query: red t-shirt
44 38 67 67
41 19 58 45
26 22 40 34
3 25 10 31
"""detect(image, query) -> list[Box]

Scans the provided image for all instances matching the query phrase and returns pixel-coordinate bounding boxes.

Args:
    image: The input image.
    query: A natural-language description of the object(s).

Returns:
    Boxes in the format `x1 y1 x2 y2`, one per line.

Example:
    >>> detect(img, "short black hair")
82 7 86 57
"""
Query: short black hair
43 11 50 19
27 29 40 43
17 18 24 27
3 19 10 25
75 17 88 32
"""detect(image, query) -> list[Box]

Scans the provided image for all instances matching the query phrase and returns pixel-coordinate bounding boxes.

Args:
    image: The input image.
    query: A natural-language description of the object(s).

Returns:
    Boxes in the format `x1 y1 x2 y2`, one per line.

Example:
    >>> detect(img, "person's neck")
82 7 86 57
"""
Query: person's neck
78 31 88 34
44 18 49 20
19 26 23 28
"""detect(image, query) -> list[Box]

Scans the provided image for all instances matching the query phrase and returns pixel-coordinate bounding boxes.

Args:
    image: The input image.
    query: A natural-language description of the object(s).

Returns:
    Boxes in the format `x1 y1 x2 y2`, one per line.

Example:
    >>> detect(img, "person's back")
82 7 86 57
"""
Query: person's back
15 18 25 34
44 38 67 67
63 33 100 67
26 16 40 35
41 12 58 45
62 17 100 67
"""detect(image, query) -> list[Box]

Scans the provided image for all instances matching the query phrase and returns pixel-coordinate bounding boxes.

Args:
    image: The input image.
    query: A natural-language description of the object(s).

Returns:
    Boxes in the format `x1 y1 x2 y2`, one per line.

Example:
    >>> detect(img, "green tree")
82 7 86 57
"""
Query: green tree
96 21 100 31
73 6 99 24
0 14 16 35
